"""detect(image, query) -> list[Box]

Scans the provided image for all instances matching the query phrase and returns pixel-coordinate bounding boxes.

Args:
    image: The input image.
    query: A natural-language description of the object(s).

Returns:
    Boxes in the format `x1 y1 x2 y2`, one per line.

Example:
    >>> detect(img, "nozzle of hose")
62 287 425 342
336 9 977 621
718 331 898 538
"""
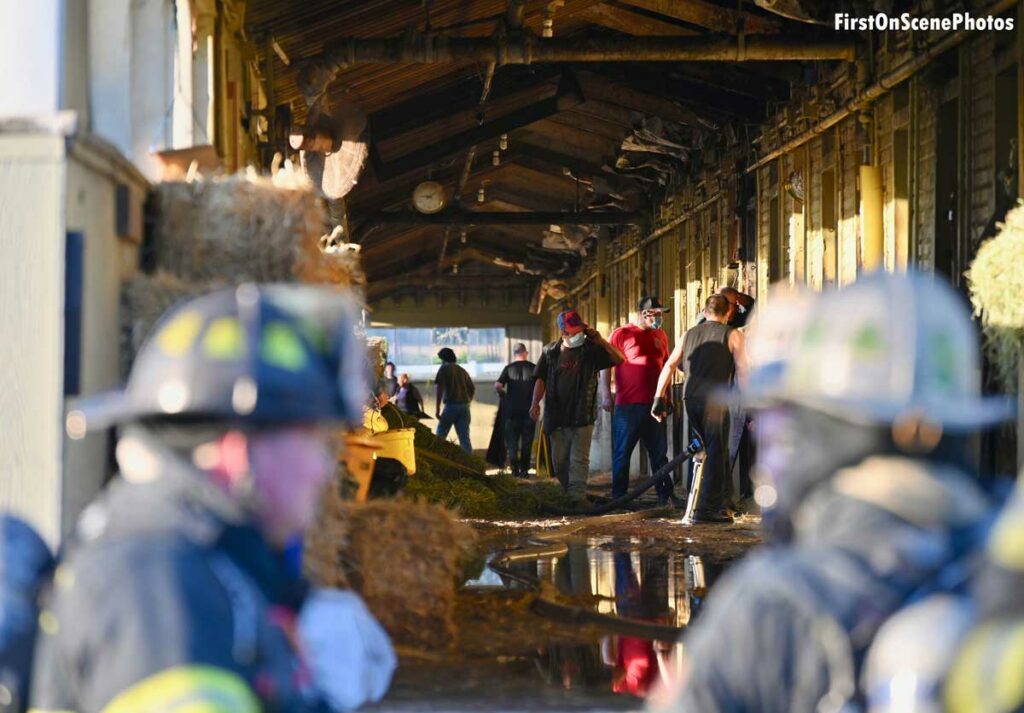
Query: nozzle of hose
686 437 703 455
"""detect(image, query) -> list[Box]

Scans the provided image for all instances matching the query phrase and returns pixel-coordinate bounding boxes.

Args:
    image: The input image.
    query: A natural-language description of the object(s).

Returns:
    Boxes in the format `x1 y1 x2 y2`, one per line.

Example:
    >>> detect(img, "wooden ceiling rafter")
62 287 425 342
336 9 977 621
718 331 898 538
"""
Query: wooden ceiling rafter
240 0 821 289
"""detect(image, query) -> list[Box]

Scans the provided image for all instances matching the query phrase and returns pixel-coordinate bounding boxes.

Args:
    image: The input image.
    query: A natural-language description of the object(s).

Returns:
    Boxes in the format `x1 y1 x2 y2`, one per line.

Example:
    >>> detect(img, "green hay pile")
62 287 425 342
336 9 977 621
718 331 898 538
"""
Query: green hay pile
967 201 1024 389
378 404 575 517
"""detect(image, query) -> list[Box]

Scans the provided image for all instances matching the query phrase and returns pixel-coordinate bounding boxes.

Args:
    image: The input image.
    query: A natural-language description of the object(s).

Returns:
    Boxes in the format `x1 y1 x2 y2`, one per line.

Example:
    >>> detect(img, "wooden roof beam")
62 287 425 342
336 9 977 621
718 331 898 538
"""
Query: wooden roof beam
368 71 585 181
373 209 642 226
619 0 783 34
577 3 702 36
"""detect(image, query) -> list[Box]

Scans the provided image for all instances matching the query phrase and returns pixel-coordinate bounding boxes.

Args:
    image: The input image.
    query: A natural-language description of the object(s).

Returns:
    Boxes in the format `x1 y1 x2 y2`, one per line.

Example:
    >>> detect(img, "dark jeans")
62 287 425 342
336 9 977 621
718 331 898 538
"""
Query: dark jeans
611 404 670 500
684 398 731 517
504 415 534 473
437 402 472 453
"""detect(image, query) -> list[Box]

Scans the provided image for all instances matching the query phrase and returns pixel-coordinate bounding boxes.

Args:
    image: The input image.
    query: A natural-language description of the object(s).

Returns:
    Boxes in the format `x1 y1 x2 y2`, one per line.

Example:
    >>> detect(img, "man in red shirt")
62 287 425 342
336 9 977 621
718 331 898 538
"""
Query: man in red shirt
603 296 673 503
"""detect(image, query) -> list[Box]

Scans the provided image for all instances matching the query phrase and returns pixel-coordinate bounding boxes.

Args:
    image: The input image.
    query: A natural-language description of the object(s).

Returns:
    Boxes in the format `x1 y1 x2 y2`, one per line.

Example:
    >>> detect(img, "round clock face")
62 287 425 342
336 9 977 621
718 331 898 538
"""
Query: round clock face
412 181 447 214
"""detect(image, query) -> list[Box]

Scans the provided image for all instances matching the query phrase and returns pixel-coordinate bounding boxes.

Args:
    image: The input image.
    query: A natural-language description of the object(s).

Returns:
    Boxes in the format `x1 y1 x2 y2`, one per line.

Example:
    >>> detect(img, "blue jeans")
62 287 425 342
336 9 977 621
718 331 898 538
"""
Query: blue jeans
436 402 472 453
611 403 670 500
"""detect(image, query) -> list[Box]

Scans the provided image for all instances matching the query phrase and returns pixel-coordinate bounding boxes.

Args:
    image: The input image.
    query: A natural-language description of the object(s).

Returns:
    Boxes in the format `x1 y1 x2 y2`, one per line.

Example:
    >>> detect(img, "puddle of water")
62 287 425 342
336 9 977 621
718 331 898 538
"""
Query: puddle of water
469 539 722 629
455 537 728 702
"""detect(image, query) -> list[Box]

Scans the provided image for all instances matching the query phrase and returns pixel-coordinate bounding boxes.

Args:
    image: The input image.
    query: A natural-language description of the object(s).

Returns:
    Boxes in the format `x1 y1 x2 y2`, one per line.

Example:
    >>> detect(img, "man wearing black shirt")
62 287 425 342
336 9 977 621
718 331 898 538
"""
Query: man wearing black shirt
380 361 399 398
495 343 536 478
531 310 624 503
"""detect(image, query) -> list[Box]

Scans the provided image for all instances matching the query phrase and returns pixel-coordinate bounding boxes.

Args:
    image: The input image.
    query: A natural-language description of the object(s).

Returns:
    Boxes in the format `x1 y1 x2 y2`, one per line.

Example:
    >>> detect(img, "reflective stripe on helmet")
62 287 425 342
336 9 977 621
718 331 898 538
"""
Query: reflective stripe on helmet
99 666 260 713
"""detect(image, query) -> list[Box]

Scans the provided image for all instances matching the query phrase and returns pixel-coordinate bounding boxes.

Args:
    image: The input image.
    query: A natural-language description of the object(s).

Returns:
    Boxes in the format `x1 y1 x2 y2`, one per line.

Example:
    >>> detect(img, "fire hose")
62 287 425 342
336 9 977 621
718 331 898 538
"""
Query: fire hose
543 437 704 516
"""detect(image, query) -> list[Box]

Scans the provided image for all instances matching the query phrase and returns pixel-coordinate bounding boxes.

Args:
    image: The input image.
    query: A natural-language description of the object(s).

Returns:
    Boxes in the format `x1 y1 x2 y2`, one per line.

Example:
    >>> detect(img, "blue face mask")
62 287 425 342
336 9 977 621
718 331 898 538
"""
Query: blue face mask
564 333 586 348
647 316 663 330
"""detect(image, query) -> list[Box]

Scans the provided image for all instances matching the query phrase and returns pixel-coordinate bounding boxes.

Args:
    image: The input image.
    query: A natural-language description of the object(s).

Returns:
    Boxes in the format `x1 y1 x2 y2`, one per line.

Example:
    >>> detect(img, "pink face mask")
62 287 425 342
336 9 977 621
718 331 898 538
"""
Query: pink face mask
246 427 334 546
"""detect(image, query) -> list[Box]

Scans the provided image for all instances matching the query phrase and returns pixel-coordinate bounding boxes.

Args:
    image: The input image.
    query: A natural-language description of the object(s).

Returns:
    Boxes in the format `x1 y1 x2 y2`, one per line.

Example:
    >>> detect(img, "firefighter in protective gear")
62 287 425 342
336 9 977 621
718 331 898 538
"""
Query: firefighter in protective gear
30 285 395 713
944 475 1024 713
862 594 975 713
649 272 1013 713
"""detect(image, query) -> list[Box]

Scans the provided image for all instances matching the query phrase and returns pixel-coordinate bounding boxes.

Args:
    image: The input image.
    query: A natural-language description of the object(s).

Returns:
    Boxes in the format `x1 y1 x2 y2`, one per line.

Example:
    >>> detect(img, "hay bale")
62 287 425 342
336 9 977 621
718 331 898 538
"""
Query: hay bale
366 337 389 383
967 201 1024 389
120 271 213 377
149 167 337 285
306 492 477 650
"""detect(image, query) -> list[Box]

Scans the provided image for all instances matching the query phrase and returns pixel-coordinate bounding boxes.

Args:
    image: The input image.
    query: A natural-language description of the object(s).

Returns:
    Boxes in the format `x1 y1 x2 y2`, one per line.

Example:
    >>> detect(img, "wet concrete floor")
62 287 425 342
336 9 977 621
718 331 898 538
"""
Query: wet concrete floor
369 511 761 712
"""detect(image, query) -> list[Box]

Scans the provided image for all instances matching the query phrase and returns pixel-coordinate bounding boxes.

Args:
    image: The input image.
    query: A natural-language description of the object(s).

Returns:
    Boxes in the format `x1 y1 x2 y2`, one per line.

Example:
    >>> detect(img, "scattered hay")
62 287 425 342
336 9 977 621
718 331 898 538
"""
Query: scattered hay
967 201 1024 389
307 494 477 650
378 405 575 517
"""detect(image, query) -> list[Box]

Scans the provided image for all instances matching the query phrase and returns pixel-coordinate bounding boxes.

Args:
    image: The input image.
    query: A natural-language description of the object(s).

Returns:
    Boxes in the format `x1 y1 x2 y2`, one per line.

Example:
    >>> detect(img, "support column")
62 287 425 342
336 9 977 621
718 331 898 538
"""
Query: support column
172 0 194 148
193 8 216 147
131 0 175 181
590 237 614 474
88 0 134 155
860 165 884 272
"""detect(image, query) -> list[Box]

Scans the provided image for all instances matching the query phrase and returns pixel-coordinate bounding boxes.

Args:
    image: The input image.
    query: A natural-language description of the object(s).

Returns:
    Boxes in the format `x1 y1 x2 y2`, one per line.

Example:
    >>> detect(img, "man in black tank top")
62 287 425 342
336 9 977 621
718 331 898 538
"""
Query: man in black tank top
652 294 747 522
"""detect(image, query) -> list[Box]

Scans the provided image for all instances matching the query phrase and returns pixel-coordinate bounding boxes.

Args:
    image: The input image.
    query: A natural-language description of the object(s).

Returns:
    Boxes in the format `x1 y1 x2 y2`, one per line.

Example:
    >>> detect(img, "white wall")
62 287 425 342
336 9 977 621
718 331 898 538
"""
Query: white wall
0 133 68 546
0 1 63 117
62 136 145 534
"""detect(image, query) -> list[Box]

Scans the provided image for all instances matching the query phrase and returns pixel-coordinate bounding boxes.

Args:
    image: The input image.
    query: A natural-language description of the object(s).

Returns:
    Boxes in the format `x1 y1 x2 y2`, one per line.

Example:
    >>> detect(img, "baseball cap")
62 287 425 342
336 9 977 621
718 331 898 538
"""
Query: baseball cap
637 296 671 313
556 310 585 335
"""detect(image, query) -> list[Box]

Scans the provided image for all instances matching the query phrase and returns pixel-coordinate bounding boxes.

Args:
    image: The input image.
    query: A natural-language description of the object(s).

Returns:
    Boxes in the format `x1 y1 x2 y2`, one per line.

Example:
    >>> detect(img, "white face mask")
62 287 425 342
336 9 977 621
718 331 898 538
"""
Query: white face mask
564 333 586 348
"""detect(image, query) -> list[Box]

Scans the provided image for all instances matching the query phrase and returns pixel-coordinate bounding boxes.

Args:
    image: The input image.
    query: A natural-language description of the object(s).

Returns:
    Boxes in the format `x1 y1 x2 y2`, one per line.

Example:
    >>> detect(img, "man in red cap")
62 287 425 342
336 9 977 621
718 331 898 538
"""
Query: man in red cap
530 310 624 503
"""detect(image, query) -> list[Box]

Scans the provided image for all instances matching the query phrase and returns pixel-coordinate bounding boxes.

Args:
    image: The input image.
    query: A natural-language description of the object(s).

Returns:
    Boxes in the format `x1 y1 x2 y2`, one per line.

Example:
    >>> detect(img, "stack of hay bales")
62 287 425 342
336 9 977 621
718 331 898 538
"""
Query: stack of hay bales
306 483 477 650
967 201 1024 389
121 165 365 373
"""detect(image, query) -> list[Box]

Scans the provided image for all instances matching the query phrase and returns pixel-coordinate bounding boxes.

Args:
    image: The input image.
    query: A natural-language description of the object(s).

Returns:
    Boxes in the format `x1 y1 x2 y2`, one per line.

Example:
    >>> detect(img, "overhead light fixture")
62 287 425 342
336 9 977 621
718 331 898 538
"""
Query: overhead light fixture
460 230 468 244
499 134 508 151
542 17 554 37
492 150 500 166
477 186 486 203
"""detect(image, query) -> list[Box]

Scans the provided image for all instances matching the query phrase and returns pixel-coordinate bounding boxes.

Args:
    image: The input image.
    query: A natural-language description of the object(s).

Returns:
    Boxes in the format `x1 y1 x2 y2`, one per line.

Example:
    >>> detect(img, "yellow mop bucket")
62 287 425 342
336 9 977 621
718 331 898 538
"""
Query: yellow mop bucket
371 427 417 476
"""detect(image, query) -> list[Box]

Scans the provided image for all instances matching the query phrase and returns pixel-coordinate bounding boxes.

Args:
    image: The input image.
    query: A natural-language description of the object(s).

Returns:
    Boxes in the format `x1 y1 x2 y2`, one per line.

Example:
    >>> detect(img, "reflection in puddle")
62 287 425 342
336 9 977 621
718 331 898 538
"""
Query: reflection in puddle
465 538 726 699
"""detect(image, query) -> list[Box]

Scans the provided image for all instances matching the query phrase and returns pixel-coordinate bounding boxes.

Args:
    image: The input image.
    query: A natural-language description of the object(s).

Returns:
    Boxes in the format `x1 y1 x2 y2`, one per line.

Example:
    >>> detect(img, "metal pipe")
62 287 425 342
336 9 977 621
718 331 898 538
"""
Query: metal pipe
315 34 855 68
378 210 642 226
746 0 1017 172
